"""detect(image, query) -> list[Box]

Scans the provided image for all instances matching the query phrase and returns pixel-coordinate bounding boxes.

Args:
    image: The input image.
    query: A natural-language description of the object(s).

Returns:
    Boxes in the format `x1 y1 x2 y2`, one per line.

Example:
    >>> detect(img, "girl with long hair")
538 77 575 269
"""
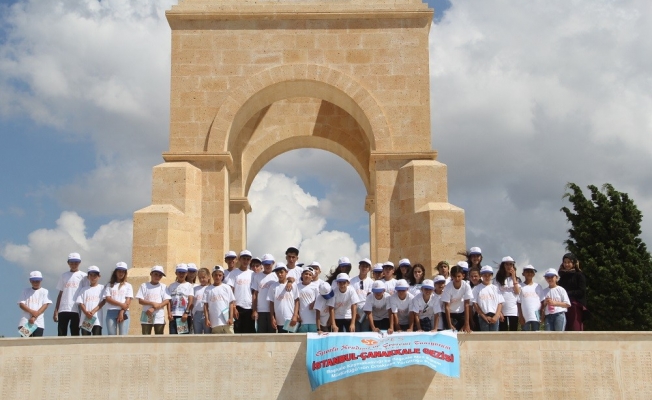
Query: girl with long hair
494 256 521 331
103 262 133 335
557 253 587 331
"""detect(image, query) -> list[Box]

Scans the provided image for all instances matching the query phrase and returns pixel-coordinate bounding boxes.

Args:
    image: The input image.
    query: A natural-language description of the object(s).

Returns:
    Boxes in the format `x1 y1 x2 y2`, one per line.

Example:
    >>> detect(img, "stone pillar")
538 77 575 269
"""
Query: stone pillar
229 197 251 253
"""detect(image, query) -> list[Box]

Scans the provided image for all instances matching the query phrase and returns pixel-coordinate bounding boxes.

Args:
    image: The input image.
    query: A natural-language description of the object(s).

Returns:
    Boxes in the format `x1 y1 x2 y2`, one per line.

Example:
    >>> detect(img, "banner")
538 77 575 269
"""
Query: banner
305 331 459 390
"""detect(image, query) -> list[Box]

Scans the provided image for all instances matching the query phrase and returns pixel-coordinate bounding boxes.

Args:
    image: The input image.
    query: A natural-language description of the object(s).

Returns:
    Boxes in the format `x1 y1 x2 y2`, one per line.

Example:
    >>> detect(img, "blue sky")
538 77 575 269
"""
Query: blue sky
2 0 652 337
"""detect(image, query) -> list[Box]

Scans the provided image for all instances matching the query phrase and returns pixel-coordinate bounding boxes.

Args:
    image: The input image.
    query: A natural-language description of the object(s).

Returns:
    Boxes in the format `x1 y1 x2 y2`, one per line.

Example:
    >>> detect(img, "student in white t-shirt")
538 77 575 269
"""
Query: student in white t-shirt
166 264 194 334
441 265 474 333
315 282 336 333
407 264 426 297
309 261 324 286
381 262 397 295
223 251 238 282
333 273 361 332
103 262 133 336
435 261 451 284
252 254 278 333
432 275 447 331
18 271 52 337
364 280 391 332
192 268 212 334
136 266 171 335
75 266 106 336
409 280 440 332
541 268 571 331
204 266 236 334
372 263 384 281
350 258 373 332
54 252 88 336
285 246 303 283
226 250 255 334
267 264 300 333
494 256 522 331
471 266 504 331
389 279 414 333
518 265 543 331
297 268 319 333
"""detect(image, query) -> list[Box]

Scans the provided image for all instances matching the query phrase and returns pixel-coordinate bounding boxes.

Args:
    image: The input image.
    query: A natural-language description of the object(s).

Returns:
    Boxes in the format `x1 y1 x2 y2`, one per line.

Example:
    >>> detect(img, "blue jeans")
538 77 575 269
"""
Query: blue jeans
545 312 566 331
478 316 499 331
193 312 211 334
522 321 541 331
105 309 130 335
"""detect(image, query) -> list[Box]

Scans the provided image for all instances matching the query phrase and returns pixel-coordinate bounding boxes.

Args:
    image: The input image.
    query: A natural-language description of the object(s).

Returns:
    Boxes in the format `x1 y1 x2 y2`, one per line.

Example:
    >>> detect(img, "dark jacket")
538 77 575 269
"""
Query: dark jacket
558 269 587 306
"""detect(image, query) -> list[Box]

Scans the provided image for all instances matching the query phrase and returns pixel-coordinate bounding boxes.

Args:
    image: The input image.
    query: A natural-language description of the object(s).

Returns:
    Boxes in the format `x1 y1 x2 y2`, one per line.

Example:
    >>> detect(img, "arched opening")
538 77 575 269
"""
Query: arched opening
247 148 370 274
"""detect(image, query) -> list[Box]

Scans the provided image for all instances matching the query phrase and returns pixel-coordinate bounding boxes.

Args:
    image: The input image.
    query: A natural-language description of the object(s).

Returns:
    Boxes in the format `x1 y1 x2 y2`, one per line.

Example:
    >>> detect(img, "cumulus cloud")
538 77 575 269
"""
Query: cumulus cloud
247 171 370 274
0 0 174 216
431 0 652 269
2 211 133 281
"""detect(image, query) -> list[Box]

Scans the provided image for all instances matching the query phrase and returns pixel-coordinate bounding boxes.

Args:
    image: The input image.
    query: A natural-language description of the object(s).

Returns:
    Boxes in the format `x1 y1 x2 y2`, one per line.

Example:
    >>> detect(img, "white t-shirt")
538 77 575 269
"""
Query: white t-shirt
389 292 415 326
408 284 422 298
286 266 303 283
382 278 397 296
433 292 444 330
103 282 134 311
471 283 504 314
167 281 194 317
18 287 52 329
495 277 520 317
223 269 236 282
56 270 88 313
204 284 235 327
363 292 390 321
349 276 373 308
75 284 105 327
410 294 442 321
192 285 210 314
136 282 170 324
314 295 335 326
441 281 474 313
267 281 299 325
226 269 254 309
297 282 318 325
518 282 543 322
251 271 278 313
541 286 571 315
333 286 362 319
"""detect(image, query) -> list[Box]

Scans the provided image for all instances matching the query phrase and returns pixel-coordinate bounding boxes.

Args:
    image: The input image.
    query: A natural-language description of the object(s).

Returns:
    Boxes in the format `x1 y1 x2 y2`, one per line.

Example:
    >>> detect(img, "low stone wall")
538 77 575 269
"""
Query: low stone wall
0 332 650 399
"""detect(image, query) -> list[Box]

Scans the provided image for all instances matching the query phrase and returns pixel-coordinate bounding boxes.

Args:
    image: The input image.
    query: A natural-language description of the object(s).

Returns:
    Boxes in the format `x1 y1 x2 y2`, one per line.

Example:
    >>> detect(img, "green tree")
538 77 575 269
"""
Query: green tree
561 183 652 330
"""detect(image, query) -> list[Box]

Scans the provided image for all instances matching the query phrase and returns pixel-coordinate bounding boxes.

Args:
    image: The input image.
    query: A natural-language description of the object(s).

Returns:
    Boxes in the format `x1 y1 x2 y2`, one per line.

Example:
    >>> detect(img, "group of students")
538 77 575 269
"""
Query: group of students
17 246 587 337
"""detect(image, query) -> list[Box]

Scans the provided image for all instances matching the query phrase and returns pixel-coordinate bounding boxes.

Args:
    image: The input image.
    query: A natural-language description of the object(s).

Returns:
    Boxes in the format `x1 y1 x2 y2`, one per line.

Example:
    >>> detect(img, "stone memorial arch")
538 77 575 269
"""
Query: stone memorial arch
132 0 465 277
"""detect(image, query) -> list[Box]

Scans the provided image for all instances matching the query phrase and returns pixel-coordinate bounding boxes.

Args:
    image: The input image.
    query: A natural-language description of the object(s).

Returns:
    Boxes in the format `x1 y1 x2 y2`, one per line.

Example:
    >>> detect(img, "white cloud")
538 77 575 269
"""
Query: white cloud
247 171 369 274
431 0 652 269
2 211 133 281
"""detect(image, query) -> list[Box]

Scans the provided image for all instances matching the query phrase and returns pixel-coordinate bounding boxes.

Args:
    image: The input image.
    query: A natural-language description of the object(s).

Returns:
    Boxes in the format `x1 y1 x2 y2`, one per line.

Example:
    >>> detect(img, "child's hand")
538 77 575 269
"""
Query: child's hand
388 329 394 334
228 318 233 326
205 318 211 328
349 323 356 332
233 308 240 320
29 316 36 325
290 318 298 327
252 310 258 320
331 325 339 333
146 307 156 316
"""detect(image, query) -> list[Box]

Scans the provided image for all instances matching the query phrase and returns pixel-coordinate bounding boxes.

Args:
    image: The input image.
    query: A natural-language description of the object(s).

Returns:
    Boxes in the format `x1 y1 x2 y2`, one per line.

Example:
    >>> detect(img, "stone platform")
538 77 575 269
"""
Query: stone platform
1 332 650 399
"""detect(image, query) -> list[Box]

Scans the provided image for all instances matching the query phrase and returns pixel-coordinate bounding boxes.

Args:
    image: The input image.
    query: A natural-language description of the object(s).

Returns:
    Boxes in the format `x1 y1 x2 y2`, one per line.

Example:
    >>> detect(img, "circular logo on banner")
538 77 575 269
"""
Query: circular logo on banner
360 339 378 346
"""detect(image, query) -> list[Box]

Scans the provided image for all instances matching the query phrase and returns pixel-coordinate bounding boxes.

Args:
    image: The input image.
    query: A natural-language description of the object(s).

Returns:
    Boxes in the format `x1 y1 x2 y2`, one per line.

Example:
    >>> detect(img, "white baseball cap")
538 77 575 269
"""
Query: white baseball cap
372 263 384 272
544 268 559 278
262 254 275 265
213 265 225 273
359 258 372 266
303 267 317 276
29 271 43 281
422 279 435 290
383 261 395 269
240 250 252 257
224 251 237 259
395 279 409 291
335 273 350 282
522 265 537 273
399 258 411 267
273 263 288 272
251 256 261 263
502 256 515 263
151 265 166 276
115 262 128 271
88 266 100 274
176 263 188 273
457 261 469 271
319 282 334 299
480 265 494 275
338 257 351 266
371 280 386 293
68 252 81 262
187 263 197 272
469 247 482 255
309 261 321 269
433 275 446 284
